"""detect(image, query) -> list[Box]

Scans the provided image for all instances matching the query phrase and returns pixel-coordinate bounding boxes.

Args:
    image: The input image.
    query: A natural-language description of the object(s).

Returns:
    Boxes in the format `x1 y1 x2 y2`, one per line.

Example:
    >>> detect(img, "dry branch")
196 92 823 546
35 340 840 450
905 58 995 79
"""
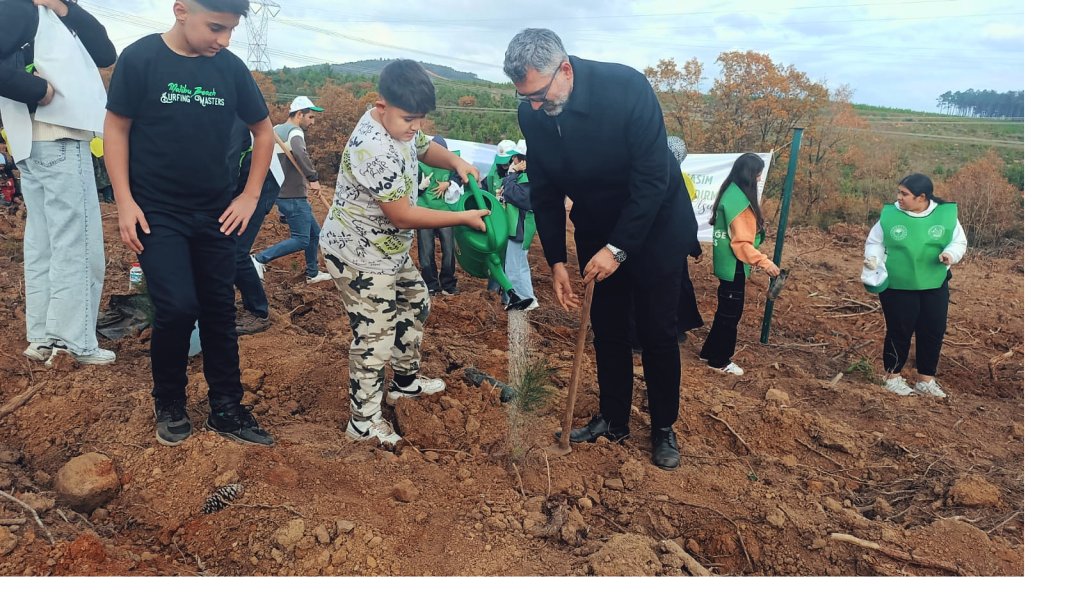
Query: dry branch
704 412 753 454
0 490 54 545
0 382 46 419
829 532 965 575
661 539 712 576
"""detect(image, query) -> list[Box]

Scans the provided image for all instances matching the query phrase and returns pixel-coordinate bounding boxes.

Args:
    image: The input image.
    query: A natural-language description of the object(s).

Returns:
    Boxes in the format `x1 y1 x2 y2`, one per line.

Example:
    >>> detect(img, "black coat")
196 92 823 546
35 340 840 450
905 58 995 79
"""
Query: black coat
519 55 697 274
0 0 116 108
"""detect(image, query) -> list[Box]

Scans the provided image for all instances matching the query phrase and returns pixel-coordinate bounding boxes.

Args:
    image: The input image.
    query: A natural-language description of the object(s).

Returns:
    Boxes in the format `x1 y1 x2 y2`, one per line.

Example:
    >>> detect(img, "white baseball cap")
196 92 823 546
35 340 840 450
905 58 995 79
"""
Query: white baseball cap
289 96 324 114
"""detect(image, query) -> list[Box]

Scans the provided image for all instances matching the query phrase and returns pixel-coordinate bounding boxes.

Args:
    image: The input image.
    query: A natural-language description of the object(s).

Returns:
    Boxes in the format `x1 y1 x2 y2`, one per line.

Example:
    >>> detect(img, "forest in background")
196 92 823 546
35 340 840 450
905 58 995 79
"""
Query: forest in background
89 53 1024 249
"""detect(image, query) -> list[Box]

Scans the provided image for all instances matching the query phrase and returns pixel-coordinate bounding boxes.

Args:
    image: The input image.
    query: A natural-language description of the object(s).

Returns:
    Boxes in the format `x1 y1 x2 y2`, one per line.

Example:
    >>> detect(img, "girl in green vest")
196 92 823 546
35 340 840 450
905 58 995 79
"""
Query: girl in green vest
864 173 966 398
699 153 780 375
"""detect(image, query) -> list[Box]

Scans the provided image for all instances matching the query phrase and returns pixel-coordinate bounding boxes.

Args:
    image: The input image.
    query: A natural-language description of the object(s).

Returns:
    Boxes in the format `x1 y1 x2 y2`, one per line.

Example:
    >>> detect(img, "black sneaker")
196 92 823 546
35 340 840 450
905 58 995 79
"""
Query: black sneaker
154 399 192 446
207 403 275 446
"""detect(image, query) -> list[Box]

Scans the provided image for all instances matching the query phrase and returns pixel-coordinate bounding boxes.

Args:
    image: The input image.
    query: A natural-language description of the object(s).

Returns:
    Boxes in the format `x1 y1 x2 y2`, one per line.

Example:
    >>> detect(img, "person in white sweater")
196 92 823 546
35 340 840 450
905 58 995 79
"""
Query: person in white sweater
863 173 967 398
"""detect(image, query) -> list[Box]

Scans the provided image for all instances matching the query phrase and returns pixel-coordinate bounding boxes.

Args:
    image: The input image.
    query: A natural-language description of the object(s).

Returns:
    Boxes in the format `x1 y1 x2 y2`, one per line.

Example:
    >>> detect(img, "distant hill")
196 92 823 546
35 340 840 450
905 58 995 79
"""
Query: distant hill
283 59 484 83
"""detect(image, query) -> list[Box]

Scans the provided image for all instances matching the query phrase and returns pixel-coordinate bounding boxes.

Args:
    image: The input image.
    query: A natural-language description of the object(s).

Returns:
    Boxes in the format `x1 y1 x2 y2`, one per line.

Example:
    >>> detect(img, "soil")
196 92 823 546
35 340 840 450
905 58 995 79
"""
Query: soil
0 200 1024 577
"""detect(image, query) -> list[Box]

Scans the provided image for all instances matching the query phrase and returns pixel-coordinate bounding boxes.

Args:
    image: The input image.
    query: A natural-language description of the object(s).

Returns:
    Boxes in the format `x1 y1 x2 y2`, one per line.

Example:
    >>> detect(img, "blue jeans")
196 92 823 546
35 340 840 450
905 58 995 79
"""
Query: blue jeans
256 197 320 278
417 227 457 293
487 242 535 303
504 241 535 302
18 139 105 354
234 178 279 318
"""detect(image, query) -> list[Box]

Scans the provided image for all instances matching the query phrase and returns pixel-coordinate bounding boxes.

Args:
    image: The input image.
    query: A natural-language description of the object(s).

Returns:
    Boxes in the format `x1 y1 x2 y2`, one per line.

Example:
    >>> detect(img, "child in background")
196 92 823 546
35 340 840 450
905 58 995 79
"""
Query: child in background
699 153 780 375
104 0 275 446
319 59 487 447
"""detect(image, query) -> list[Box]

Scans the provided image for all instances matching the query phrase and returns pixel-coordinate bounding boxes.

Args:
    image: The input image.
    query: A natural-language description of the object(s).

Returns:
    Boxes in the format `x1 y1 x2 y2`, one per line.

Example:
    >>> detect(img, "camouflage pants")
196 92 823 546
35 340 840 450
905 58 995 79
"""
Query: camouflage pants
324 253 430 421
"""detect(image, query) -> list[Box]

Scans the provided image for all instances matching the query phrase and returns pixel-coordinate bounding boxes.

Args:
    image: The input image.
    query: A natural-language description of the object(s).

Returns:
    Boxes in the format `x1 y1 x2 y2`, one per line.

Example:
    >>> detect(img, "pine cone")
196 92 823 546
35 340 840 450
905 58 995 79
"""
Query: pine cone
201 483 245 514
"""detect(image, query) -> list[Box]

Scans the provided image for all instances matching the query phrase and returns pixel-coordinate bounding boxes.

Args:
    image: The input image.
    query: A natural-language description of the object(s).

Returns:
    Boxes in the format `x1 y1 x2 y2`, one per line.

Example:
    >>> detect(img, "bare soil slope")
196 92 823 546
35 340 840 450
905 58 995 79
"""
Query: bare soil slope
0 203 1024 576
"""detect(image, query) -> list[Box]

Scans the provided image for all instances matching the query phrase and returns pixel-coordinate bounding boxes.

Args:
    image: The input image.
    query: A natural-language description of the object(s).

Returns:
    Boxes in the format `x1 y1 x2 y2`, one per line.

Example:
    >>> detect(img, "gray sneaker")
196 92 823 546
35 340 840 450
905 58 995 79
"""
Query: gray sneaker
154 399 192 446
236 311 271 335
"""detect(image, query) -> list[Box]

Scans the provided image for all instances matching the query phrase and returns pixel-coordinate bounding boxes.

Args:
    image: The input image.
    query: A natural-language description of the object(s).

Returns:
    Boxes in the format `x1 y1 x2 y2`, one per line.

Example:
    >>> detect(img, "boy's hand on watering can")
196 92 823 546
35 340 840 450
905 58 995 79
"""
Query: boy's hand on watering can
462 209 489 232
453 159 480 184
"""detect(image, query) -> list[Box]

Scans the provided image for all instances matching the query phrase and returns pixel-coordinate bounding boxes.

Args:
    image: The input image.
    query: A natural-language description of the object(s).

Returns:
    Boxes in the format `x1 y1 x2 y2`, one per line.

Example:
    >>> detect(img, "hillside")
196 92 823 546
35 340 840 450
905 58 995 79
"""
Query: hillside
0 196 1024 577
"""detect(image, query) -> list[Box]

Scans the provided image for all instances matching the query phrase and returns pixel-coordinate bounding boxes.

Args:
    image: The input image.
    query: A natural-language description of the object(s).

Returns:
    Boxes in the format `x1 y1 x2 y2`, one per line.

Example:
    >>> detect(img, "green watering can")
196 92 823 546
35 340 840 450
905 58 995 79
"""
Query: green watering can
451 180 534 311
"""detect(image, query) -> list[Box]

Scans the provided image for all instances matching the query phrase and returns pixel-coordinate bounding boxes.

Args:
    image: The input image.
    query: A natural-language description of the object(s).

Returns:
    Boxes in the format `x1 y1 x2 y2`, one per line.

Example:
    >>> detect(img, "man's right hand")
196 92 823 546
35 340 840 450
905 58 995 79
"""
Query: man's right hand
552 263 581 312
118 199 150 254
308 181 321 191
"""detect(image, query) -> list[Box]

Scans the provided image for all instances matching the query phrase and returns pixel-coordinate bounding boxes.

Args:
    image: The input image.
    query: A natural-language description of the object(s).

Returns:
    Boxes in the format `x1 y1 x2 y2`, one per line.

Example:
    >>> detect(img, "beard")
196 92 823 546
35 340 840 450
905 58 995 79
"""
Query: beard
541 92 570 117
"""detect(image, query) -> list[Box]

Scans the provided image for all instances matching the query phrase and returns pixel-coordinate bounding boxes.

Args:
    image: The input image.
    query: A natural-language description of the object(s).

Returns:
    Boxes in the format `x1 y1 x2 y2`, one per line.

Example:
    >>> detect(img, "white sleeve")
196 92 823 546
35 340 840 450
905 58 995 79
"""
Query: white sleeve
444 181 464 205
864 221 886 262
942 220 968 264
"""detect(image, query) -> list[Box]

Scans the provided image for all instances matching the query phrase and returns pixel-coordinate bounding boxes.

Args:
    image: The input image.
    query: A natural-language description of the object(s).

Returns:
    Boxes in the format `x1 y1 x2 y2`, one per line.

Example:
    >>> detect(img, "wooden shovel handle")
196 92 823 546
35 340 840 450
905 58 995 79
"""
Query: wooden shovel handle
557 278 596 452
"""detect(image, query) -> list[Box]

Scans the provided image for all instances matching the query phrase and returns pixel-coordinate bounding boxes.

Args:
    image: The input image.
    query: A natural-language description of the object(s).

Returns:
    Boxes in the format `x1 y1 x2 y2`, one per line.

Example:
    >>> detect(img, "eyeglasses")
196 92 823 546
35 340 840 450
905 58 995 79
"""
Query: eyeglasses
515 63 563 104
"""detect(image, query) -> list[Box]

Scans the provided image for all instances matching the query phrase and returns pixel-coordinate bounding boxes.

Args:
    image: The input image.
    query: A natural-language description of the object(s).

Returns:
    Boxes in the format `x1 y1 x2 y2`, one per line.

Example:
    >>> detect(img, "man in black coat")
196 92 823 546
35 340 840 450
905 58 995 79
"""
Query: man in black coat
503 28 697 470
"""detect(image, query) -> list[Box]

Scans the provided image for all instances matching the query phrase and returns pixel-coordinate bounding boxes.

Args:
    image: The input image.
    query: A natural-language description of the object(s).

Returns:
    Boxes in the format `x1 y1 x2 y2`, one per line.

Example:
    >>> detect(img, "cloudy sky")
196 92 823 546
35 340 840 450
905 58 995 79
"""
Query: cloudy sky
78 0 1023 112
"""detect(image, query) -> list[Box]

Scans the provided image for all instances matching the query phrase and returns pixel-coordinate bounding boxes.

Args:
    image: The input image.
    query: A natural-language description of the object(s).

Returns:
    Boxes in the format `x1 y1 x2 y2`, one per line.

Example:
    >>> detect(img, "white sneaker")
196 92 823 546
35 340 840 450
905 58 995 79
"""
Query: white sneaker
47 346 116 366
23 341 58 361
306 271 333 284
345 416 403 447
710 362 744 375
388 376 446 400
884 375 915 396
525 299 540 311
914 379 947 398
251 255 266 281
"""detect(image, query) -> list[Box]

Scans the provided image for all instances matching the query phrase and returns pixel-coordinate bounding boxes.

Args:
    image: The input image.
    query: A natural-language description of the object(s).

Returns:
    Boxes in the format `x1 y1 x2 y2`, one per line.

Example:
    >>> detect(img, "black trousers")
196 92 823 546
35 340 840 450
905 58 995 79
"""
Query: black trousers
878 277 950 376
138 209 243 408
584 253 683 431
699 261 747 368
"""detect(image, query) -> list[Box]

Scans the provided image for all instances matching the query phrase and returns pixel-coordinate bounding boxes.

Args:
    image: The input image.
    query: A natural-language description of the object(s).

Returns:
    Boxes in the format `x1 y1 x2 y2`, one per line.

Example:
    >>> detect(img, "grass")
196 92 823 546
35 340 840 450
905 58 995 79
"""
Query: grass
846 356 883 385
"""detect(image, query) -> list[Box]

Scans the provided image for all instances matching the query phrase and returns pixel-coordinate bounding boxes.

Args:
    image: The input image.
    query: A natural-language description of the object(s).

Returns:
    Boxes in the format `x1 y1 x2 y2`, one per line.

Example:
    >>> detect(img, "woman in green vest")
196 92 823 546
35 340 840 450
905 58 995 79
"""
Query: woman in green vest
864 173 967 398
699 153 780 375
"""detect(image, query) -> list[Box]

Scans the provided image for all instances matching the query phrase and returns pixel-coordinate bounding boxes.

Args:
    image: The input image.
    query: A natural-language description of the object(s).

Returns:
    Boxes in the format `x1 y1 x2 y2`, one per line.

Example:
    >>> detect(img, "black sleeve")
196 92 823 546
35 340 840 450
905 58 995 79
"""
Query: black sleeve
59 1 116 67
232 54 268 125
501 173 531 211
105 44 146 118
0 0 36 58
608 72 672 257
0 1 47 104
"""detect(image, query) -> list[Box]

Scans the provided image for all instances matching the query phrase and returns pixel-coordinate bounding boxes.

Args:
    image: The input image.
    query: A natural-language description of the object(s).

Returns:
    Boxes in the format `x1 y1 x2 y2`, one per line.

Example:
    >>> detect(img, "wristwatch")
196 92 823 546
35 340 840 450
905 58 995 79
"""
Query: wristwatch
605 243 627 264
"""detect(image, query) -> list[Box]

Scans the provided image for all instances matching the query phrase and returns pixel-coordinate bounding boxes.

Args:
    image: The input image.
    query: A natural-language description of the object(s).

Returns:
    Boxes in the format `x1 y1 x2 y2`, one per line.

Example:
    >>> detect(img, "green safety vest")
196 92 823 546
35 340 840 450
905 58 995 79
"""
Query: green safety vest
879 203 958 290
712 183 763 281
418 158 454 211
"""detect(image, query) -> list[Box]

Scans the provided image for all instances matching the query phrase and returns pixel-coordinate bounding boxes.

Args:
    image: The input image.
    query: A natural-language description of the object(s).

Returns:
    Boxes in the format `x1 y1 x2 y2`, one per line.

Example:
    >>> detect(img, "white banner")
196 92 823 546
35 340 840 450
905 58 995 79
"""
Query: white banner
682 152 774 242
440 137 773 243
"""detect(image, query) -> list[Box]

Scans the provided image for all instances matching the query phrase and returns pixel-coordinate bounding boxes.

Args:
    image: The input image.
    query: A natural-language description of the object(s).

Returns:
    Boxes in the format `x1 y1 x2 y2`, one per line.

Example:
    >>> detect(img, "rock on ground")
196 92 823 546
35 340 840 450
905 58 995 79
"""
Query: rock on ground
54 453 121 514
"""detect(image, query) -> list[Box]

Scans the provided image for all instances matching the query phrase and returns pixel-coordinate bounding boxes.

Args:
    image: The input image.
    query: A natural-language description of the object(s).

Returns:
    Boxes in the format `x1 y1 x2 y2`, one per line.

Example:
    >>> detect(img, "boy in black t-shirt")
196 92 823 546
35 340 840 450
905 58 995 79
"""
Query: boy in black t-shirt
103 0 275 447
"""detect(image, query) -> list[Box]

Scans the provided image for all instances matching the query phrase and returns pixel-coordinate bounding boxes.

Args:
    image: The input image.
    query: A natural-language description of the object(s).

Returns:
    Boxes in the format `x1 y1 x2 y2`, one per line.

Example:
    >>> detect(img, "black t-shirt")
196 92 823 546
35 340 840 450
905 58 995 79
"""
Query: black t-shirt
106 34 268 212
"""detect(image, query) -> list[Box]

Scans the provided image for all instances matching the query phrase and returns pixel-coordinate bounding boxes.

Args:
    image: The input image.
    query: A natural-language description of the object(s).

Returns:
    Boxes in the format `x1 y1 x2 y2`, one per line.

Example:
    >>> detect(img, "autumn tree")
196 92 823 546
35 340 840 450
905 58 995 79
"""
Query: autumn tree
708 51 828 154
792 85 869 225
644 58 706 148
939 150 1023 247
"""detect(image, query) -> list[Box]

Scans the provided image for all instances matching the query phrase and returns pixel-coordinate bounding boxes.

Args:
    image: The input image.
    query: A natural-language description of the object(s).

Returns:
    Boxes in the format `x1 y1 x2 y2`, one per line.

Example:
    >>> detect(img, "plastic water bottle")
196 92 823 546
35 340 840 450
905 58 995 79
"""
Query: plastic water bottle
128 263 143 291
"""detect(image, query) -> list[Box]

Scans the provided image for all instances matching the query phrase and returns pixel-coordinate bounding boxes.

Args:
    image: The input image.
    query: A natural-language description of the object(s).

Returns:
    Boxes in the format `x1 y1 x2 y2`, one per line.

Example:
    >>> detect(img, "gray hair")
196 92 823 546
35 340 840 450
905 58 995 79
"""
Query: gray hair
503 28 568 83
